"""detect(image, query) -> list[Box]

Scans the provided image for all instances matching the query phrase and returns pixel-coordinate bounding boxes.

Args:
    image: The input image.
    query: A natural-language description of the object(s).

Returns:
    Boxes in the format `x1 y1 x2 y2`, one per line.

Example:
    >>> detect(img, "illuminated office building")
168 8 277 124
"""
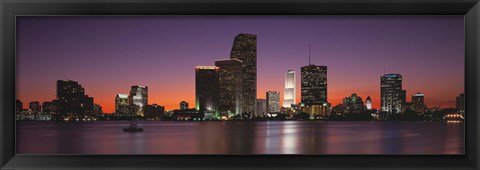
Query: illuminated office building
195 66 219 115
283 70 296 108
256 99 266 116
380 74 403 114
230 33 257 114
412 93 426 113
129 86 148 117
115 94 131 117
301 65 327 106
215 59 244 115
266 91 280 113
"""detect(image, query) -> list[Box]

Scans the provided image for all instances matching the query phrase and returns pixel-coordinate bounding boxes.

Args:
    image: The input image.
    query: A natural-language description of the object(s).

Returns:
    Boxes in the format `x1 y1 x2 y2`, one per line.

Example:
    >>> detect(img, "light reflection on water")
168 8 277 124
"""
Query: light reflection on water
16 121 464 155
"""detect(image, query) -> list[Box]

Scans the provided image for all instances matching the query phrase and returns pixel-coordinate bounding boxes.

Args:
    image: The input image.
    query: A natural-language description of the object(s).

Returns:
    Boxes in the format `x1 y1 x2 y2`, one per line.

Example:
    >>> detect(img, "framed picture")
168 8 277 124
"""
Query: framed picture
1 0 479 169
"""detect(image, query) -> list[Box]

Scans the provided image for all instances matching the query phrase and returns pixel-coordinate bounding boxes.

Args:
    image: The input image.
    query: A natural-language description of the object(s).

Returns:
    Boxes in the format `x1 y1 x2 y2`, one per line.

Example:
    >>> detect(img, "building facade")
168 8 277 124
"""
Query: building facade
301 65 327 106
16 100 23 113
115 94 131 117
230 33 257 115
342 93 365 114
215 59 244 116
180 101 189 110
380 74 403 115
146 104 165 119
283 70 296 108
129 86 148 117
412 92 426 113
266 91 280 113
195 66 220 115
56 80 93 115
29 101 41 113
255 99 266 117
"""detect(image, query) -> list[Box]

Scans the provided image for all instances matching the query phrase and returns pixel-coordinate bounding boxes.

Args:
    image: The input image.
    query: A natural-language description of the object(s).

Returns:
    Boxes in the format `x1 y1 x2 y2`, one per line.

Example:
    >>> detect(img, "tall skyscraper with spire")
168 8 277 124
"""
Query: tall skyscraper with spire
283 70 296 108
301 45 328 106
230 33 257 114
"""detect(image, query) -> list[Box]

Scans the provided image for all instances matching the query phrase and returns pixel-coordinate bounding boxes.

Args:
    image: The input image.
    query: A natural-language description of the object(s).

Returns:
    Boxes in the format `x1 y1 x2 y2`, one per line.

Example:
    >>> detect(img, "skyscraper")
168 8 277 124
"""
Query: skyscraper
115 94 130 117
230 33 257 114
29 101 41 113
412 92 426 113
380 74 403 115
256 99 266 117
129 86 148 117
180 101 189 110
266 91 280 113
56 80 93 115
283 70 296 108
456 93 465 112
366 96 372 110
215 59 244 115
195 66 219 115
301 65 327 106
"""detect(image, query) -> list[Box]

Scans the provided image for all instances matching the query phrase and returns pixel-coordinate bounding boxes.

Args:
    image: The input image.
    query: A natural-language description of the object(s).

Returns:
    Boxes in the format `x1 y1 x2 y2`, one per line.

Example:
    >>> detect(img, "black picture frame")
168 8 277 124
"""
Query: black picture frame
1 0 479 169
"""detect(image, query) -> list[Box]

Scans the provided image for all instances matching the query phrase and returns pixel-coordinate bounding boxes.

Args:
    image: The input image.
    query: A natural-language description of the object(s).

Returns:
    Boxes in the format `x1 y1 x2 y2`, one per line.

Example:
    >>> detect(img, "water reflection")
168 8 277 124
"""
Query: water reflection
16 121 464 155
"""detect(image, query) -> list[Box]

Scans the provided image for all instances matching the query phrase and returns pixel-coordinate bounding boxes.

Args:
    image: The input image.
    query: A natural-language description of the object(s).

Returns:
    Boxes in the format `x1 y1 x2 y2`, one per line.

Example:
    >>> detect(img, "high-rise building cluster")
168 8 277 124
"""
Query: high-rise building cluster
16 33 464 122
195 33 257 118
114 85 165 119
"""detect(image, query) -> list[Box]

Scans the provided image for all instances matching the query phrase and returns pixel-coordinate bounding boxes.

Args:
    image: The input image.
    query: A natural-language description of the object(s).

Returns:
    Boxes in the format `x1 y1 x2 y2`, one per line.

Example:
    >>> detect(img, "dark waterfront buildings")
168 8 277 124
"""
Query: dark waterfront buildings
29 101 41 113
180 101 189 110
16 100 23 113
342 93 365 114
230 33 257 115
301 65 328 106
380 74 403 115
42 101 54 114
56 80 94 115
129 86 148 117
215 59 244 116
195 66 220 116
146 104 165 119
412 93 426 113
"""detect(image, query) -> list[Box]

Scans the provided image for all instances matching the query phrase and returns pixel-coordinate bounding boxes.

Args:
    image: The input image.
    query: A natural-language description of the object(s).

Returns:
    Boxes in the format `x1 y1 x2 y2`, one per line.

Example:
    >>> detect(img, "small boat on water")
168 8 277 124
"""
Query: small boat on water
123 124 143 132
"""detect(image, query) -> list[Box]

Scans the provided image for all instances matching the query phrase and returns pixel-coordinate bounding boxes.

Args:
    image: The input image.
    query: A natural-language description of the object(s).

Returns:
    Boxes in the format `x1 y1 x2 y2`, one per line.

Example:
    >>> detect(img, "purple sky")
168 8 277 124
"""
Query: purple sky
16 16 464 112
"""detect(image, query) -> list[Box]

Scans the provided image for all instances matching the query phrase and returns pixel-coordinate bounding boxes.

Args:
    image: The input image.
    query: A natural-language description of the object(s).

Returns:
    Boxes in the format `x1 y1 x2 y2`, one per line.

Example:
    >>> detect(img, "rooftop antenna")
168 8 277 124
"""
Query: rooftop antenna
308 44 311 65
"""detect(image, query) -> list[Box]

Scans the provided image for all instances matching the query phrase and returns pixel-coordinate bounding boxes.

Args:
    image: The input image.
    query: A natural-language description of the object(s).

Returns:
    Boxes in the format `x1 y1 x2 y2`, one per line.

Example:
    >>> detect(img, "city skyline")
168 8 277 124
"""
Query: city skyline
17 16 464 113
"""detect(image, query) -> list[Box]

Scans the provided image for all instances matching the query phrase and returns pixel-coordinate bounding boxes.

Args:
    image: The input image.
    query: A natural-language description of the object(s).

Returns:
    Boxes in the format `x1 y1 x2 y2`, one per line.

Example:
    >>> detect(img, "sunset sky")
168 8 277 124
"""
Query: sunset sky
16 16 464 113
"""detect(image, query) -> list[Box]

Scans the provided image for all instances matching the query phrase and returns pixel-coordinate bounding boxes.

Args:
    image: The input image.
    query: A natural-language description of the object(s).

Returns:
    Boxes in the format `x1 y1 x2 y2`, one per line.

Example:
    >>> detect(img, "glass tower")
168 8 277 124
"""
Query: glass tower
129 86 148 117
380 74 403 115
230 33 257 115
